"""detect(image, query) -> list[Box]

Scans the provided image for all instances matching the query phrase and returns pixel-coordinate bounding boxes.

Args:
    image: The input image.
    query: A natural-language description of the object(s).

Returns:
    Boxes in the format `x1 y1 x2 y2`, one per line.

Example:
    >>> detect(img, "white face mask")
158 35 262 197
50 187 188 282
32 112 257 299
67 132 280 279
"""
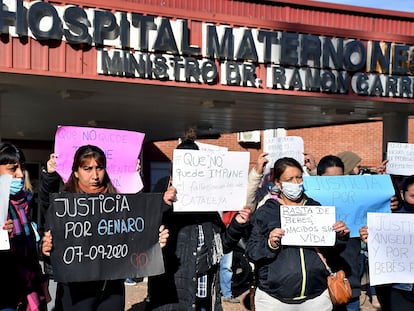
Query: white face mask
281 182 304 201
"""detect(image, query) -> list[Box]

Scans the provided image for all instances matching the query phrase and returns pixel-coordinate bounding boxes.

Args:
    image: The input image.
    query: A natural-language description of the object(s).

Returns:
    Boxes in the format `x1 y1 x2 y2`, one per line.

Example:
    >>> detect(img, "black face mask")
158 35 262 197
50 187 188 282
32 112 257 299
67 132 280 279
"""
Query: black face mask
402 201 414 212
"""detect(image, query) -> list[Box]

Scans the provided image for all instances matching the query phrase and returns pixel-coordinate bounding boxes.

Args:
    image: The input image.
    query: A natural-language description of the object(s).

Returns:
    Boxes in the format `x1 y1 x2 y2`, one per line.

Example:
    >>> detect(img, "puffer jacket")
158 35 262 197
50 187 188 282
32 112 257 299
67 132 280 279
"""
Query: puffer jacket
246 197 334 303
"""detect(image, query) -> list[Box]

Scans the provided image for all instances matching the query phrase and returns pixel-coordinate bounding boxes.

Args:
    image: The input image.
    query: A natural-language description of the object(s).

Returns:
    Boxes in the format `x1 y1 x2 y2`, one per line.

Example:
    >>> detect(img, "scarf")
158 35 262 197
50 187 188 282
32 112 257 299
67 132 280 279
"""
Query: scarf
9 190 47 311
9 191 34 253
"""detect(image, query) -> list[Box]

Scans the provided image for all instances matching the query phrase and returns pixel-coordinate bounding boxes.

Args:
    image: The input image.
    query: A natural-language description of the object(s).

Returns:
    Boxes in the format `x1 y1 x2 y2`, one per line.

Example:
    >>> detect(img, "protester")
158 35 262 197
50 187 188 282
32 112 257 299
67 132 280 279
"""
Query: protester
246 157 349 311
246 152 279 212
316 155 344 177
222 207 254 309
336 151 399 310
317 155 362 311
219 211 239 304
303 153 318 176
147 138 252 311
0 142 49 311
40 144 175 310
336 151 362 175
359 175 414 311
147 138 223 310
244 151 276 310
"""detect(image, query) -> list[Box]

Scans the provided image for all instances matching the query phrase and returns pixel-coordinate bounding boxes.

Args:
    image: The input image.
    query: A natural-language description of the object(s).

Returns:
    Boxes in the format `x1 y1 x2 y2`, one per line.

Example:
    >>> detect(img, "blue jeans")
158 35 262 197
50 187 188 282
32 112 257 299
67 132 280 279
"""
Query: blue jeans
219 252 233 297
346 297 360 311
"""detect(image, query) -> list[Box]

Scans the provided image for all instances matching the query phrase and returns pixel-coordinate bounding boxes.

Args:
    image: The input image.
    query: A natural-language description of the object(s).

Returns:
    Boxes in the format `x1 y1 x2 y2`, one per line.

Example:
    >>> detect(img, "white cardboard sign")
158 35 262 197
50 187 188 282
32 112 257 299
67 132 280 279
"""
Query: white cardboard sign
368 212 414 286
172 149 249 212
386 142 414 175
280 205 336 246
263 136 304 174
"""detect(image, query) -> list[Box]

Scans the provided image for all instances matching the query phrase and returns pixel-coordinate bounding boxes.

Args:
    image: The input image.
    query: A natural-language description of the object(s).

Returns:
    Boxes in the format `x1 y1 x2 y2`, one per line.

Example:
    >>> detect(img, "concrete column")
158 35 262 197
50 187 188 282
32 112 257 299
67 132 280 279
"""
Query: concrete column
382 112 408 159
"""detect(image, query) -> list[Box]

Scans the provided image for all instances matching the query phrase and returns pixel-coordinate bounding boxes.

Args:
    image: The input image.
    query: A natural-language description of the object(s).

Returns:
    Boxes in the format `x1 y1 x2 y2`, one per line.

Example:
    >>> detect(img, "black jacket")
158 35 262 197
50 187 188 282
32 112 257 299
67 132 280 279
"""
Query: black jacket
38 170 62 237
336 237 361 299
147 175 249 311
246 197 342 303
147 210 225 311
38 170 62 277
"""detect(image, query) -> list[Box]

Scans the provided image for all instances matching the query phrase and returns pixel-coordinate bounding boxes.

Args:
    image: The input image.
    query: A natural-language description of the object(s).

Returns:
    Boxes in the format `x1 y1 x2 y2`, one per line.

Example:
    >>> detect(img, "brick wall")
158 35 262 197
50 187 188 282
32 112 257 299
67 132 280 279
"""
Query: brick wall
289 122 383 169
143 120 414 187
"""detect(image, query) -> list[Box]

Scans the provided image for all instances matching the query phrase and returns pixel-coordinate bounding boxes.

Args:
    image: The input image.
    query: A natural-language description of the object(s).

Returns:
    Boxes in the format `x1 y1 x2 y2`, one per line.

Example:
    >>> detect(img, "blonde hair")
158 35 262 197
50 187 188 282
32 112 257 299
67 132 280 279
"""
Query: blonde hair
24 170 33 192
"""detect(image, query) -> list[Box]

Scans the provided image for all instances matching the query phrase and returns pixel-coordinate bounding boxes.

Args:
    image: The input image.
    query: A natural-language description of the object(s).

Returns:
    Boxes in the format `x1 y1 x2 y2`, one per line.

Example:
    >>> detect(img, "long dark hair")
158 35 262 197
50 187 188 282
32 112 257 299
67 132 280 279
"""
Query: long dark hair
64 145 117 193
0 142 25 167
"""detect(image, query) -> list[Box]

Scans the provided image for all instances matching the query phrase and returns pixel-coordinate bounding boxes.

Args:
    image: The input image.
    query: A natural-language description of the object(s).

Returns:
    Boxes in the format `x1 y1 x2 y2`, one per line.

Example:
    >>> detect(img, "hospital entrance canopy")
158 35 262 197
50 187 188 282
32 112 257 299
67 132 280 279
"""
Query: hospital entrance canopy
0 0 413 142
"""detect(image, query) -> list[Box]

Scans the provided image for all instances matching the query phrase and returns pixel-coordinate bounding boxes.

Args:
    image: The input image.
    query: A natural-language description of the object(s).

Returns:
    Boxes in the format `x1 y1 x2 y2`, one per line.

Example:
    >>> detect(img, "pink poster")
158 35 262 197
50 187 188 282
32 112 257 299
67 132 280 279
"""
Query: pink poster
54 126 145 193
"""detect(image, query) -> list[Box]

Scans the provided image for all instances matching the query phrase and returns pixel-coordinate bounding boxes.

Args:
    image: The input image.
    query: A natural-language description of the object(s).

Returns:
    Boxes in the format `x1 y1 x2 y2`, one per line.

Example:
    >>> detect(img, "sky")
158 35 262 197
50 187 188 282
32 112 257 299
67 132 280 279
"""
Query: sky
312 0 414 13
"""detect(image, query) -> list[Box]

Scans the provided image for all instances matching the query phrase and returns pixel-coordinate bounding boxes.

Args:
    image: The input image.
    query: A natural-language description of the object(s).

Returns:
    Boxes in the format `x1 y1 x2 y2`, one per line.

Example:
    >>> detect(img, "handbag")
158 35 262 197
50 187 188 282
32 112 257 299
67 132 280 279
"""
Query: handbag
316 249 352 305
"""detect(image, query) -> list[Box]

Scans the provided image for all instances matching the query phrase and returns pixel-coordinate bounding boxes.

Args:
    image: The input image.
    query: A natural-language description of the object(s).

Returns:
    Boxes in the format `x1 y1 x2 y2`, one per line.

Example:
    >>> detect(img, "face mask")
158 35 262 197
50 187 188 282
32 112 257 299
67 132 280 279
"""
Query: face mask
267 182 280 194
10 178 24 195
281 182 304 201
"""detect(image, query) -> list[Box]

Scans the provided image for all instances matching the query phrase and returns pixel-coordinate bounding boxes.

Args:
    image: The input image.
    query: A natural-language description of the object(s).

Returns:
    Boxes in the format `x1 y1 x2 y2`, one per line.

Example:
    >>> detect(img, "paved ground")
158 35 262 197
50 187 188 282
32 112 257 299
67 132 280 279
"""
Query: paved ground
124 277 381 311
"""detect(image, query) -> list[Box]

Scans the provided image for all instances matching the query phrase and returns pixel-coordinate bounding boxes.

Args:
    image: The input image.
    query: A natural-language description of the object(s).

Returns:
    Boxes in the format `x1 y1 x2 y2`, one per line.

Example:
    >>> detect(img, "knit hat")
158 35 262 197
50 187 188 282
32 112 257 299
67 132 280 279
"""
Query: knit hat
337 151 361 175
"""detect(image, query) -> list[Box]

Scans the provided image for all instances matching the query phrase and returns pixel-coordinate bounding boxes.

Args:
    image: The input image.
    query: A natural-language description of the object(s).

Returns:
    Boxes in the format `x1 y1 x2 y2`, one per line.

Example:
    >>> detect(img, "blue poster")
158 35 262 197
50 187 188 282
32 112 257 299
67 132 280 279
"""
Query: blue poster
304 175 395 237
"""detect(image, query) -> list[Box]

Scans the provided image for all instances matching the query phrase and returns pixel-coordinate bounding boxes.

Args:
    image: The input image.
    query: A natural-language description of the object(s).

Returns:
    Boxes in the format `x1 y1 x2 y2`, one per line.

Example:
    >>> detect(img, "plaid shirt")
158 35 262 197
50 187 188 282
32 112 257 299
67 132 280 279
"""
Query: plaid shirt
196 225 208 298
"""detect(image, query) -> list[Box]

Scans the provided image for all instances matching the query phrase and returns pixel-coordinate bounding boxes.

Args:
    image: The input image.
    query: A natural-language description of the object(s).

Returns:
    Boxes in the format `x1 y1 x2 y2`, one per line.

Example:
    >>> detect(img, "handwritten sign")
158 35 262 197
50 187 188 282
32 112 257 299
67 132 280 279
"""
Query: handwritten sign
54 126 145 193
0 175 11 250
47 193 166 282
386 142 414 175
0 174 11 224
280 205 336 246
368 212 414 286
304 175 395 237
172 150 249 212
195 141 228 151
263 136 304 174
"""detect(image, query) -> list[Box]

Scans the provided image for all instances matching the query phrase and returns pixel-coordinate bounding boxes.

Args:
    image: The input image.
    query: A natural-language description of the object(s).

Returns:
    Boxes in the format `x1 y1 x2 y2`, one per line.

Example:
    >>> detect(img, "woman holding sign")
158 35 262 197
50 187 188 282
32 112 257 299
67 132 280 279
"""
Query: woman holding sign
0 143 49 311
146 138 252 311
317 154 364 311
359 175 414 311
40 145 175 311
246 157 349 311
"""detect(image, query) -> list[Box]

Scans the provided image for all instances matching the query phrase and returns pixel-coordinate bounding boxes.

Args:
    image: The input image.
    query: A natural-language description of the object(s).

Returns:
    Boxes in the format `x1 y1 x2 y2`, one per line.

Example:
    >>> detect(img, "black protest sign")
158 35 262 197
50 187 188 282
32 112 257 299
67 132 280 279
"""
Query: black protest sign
47 192 165 283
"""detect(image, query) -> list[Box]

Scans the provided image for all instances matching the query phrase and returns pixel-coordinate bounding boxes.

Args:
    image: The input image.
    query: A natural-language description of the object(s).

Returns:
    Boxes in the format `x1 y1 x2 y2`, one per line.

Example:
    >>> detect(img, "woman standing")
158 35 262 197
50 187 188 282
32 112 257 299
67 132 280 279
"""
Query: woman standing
359 175 414 311
0 142 48 311
40 145 175 311
246 157 349 311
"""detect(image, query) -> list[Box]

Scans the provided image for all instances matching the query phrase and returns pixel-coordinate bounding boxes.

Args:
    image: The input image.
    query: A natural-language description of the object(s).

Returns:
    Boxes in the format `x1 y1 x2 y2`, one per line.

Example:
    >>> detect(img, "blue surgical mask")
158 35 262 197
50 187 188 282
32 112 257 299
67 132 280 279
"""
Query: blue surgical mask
10 178 24 195
281 182 304 201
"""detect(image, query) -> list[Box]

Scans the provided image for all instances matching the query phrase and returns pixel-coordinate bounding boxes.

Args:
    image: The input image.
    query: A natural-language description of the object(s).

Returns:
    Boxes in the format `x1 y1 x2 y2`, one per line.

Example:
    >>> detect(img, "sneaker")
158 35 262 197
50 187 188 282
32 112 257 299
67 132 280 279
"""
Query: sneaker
222 296 240 303
124 278 137 286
